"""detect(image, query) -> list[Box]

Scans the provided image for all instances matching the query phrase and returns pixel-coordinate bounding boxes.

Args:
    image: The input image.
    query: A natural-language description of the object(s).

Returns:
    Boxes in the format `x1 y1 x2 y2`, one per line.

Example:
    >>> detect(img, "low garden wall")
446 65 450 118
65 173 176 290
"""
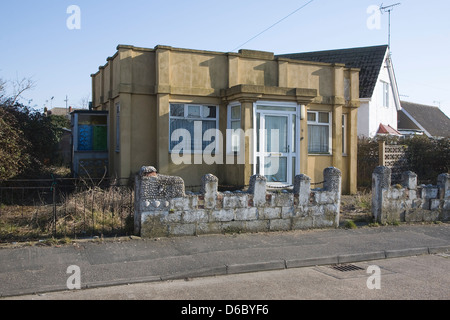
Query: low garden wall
134 166 342 238
372 166 450 223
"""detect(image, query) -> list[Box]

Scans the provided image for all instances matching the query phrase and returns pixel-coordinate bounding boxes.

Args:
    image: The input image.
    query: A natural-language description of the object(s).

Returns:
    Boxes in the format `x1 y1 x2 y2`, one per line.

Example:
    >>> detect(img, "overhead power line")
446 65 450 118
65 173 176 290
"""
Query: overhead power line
231 0 316 52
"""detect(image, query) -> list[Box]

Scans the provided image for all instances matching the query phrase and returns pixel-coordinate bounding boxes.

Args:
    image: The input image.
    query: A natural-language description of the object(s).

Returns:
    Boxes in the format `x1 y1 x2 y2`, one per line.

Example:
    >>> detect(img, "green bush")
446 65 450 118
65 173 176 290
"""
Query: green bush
403 136 450 184
357 136 450 188
0 103 70 180
357 137 379 189
0 108 31 180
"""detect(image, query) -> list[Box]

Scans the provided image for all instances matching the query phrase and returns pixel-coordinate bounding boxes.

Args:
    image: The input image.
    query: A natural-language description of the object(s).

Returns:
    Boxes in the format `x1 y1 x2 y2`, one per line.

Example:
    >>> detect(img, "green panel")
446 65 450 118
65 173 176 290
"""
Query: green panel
93 126 107 151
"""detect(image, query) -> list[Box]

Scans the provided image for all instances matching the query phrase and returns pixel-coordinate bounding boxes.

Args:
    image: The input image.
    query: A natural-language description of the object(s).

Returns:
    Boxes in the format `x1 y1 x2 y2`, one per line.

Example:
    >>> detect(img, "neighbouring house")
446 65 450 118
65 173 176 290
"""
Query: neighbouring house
279 45 401 138
398 101 450 138
91 45 362 194
46 107 70 118
46 106 81 120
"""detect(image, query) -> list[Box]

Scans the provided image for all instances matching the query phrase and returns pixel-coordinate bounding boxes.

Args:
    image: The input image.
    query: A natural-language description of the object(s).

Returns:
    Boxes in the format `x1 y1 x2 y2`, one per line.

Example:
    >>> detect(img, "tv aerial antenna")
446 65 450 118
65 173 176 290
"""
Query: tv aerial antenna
64 95 69 112
380 3 401 49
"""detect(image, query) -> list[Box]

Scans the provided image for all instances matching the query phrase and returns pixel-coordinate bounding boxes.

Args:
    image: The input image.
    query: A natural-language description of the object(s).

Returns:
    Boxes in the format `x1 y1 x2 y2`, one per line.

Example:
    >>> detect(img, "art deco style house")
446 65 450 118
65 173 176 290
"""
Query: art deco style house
91 45 360 194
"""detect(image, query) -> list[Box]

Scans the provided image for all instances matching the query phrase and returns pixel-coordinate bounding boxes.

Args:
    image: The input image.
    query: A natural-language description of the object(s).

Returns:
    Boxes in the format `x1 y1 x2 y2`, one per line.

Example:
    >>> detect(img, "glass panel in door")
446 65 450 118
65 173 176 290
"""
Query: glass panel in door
254 105 299 186
263 115 289 183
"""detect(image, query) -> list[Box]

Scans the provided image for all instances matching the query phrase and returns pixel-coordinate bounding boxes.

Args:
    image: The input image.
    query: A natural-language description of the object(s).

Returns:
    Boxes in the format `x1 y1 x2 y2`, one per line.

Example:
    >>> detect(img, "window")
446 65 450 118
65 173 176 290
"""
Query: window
307 111 331 154
381 81 390 107
169 104 219 153
344 78 350 101
227 103 241 153
77 114 108 151
342 114 347 155
115 103 120 152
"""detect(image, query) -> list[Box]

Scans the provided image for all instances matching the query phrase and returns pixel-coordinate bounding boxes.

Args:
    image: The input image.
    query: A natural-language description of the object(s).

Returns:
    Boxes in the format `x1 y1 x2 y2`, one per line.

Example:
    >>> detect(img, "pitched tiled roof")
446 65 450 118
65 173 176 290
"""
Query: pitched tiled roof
277 45 389 99
376 123 402 136
399 101 450 138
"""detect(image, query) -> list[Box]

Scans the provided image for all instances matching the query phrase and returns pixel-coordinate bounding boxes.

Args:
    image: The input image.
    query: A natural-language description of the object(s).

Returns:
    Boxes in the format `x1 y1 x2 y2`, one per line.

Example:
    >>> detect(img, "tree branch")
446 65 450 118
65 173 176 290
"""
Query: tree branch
10 77 36 106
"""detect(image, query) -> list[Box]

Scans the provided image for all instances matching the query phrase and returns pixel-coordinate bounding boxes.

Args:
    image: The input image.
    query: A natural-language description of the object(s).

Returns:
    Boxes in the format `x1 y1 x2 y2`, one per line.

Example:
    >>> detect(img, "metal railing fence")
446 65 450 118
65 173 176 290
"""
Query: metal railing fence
0 177 134 242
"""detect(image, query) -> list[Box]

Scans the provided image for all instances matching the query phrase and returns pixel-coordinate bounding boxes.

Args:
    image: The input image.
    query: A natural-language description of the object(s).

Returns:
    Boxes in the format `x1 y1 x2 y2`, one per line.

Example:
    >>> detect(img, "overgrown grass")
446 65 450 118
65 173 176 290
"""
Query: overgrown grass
344 220 357 229
340 190 373 227
0 185 134 243
354 191 372 212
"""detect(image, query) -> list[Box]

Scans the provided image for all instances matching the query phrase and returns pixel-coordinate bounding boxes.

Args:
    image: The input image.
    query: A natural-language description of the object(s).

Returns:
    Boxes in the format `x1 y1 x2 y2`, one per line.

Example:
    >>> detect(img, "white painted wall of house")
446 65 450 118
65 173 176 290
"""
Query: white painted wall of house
357 100 370 137
357 53 399 138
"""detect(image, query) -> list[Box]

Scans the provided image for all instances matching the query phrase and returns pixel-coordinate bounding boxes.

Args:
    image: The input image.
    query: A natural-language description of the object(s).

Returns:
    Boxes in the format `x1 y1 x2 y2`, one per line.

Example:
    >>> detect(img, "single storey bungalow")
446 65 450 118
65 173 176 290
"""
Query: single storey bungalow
91 45 360 194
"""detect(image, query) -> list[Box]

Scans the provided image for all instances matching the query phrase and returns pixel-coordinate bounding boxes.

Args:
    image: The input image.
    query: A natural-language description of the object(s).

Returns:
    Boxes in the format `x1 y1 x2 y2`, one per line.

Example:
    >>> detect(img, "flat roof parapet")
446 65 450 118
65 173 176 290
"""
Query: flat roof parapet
238 49 274 60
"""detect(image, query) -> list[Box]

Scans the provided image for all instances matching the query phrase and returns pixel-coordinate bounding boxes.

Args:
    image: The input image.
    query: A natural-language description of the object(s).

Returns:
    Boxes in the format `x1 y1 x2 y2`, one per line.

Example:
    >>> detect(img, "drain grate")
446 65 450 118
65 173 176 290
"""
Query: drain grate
330 264 365 272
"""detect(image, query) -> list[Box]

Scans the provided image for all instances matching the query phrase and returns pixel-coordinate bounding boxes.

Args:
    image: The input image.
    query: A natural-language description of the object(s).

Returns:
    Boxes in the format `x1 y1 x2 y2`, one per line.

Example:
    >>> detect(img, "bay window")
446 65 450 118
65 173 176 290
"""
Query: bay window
169 104 219 153
227 103 241 154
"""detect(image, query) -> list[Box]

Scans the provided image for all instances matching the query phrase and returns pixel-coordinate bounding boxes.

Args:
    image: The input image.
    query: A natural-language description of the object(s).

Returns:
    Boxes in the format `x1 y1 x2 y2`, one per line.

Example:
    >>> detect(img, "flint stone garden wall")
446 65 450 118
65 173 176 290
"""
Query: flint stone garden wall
372 166 450 224
134 167 342 238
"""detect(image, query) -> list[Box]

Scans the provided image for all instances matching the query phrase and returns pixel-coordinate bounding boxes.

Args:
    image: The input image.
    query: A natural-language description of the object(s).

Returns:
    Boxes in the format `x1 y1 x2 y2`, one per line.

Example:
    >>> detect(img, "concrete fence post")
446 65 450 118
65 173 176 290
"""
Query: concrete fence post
134 166 186 235
372 166 391 223
438 173 450 220
323 167 342 226
134 166 158 235
248 175 267 207
402 171 417 190
201 174 219 208
293 174 311 206
323 167 342 197
437 173 450 200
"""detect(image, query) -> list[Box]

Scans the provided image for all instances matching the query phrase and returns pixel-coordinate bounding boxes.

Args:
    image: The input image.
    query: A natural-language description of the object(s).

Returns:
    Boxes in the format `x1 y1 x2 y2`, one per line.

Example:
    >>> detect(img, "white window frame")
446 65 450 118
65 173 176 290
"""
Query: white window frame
169 103 219 154
227 102 242 155
307 111 332 155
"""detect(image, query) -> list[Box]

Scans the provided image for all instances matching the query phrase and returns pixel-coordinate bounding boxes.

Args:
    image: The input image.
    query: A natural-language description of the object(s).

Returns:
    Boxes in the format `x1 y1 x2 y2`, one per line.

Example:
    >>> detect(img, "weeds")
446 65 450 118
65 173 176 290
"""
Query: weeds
340 191 373 227
37 237 72 246
0 183 134 243
344 220 357 229
354 191 372 211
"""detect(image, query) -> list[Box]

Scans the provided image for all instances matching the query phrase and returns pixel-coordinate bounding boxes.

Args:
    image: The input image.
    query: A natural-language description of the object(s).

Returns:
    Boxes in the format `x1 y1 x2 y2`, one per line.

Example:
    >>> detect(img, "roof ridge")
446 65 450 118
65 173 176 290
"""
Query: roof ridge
400 100 441 109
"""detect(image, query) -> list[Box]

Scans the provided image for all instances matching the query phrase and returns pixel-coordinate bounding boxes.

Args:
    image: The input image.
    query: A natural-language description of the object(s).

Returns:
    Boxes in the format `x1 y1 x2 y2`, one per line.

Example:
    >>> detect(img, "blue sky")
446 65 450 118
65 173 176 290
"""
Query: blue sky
1 0 449 117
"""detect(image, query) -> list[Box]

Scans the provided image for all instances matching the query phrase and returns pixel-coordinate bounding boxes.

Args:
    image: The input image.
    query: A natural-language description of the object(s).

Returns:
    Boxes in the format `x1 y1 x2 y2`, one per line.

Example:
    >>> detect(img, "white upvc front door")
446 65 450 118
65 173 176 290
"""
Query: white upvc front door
254 102 300 187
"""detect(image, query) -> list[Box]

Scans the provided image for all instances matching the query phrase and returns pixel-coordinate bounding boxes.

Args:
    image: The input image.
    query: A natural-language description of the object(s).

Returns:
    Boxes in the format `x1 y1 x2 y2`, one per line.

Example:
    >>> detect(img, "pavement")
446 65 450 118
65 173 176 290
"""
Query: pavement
0 222 449 298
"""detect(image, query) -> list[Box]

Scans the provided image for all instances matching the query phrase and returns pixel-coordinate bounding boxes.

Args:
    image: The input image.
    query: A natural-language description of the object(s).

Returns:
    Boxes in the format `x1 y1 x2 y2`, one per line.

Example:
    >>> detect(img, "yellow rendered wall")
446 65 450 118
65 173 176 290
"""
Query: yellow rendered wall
286 64 334 98
238 58 278 87
130 94 157 175
307 156 333 186
169 50 228 92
